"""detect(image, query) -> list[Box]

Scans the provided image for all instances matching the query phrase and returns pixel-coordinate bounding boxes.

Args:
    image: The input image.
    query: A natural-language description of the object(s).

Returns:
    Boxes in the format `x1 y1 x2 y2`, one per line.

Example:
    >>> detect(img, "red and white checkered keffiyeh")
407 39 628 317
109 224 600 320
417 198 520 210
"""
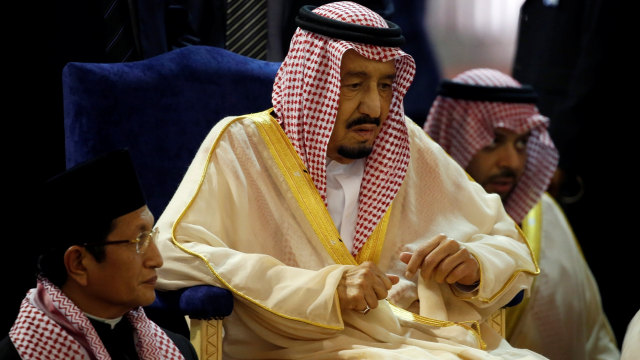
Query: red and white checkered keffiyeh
424 68 558 223
9 277 184 360
272 1 415 256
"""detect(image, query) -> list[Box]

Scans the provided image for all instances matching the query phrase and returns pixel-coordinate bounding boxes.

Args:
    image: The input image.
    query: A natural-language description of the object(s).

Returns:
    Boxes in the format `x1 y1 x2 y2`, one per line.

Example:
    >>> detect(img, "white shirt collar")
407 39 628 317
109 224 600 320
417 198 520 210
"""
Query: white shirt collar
85 312 123 330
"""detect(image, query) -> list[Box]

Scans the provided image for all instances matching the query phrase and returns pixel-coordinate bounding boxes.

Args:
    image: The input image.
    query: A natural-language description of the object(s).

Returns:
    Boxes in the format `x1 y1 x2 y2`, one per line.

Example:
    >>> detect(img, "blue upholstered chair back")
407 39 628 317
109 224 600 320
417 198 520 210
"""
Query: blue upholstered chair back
63 45 281 217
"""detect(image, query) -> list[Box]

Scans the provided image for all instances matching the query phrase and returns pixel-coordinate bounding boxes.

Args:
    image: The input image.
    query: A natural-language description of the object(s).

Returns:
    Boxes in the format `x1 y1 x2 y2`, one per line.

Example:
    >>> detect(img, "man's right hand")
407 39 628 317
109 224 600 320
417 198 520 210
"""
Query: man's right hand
337 261 399 313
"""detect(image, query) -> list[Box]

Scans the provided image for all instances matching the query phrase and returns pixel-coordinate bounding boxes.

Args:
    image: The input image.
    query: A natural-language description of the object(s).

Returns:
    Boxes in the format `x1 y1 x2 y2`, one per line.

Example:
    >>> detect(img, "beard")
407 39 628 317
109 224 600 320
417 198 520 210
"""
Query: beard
336 115 381 159
337 144 374 160
484 169 519 201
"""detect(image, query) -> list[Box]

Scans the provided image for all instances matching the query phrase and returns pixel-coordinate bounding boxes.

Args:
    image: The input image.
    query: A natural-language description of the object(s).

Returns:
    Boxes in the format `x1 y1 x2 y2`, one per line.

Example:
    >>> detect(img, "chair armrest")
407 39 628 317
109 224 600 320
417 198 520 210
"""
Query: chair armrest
179 285 234 320
150 285 234 320
147 286 233 360
504 289 524 308
485 289 526 338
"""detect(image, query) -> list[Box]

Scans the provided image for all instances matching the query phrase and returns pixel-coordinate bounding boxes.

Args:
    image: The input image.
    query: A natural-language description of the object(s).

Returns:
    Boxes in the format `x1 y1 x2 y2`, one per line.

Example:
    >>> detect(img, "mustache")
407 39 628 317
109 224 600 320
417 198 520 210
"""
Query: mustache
346 116 381 129
487 169 518 182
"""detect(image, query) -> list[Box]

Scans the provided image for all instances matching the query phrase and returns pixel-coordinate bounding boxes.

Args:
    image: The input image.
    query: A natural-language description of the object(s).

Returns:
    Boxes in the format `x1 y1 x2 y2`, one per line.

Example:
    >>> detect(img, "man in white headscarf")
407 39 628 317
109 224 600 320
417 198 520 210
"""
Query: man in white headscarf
424 68 619 359
155 3 545 359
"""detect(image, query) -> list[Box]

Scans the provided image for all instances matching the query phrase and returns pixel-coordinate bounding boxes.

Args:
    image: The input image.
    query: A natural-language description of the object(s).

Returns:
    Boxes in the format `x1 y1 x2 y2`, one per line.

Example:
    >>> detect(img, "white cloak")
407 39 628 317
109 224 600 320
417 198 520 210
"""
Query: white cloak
155 109 545 359
507 193 620 359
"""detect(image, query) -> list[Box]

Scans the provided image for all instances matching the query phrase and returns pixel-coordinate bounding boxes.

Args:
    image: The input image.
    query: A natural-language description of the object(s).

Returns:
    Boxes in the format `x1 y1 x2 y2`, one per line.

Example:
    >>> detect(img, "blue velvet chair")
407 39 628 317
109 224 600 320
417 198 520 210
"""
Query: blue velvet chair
62 45 281 360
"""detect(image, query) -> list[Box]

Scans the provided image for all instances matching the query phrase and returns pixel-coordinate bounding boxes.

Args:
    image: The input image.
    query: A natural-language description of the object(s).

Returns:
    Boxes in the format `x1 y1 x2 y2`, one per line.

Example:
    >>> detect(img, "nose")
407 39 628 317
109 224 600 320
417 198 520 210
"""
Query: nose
497 144 526 172
358 84 381 119
144 237 164 269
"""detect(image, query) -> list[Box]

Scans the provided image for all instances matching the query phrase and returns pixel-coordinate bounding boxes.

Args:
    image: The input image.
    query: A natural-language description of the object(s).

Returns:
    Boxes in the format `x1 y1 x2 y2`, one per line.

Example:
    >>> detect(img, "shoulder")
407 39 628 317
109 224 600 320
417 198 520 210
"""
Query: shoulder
405 116 439 150
404 116 472 181
209 108 278 147
540 193 573 229
539 192 583 252
404 116 460 168
161 327 198 360
218 108 275 131
189 108 275 166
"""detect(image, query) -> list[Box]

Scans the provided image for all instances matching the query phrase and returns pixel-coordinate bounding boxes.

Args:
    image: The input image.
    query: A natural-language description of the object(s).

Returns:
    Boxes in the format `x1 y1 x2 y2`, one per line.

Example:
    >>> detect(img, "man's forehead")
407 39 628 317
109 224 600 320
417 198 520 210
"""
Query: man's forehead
340 50 396 77
494 127 531 138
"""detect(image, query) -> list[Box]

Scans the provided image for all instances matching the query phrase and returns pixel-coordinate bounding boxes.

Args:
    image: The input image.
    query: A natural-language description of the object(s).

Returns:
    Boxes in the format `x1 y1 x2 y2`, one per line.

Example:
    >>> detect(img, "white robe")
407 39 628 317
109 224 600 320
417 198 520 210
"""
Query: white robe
507 193 620 359
155 109 546 359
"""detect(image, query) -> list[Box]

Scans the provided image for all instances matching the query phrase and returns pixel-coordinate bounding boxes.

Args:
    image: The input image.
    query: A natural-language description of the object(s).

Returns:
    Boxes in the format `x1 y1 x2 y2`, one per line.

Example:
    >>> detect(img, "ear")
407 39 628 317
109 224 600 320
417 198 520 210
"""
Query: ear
64 245 90 286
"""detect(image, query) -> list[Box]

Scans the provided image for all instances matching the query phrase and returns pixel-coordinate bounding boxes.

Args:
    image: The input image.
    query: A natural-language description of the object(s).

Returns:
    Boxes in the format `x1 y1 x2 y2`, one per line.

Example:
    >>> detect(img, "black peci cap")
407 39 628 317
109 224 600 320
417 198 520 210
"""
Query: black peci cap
39 149 147 251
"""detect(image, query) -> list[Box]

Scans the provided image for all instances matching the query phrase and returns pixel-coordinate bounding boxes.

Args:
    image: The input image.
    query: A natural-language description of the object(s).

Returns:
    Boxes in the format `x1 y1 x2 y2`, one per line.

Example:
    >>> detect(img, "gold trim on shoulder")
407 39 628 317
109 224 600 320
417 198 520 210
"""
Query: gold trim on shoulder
253 112 392 266
169 109 344 330
252 111 357 266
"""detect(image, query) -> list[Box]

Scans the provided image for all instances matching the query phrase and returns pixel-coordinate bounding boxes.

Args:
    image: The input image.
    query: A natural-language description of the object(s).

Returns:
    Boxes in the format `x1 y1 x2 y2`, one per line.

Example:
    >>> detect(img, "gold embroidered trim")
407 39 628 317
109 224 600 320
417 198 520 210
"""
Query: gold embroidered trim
355 205 392 264
505 199 542 338
521 201 542 263
472 222 540 304
253 112 392 266
458 169 540 304
252 111 357 266
169 109 343 330
389 303 486 350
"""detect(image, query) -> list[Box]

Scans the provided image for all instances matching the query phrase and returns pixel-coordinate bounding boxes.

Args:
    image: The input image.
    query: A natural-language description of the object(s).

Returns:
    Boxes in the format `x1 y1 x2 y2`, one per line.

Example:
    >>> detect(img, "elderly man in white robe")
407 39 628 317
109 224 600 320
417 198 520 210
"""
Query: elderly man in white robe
424 68 619 359
154 2 546 359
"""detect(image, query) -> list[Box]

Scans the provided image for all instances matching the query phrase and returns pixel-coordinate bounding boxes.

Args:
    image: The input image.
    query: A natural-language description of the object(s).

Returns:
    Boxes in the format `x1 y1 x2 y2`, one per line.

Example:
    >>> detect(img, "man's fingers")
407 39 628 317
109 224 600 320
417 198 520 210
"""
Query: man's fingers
405 234 447 278
399 252 412 264
444 263 470 284
338 261 400 313
447 258 479 285
432 248 479 284
432 248 466 283
387 274 400 285
363 289 379 309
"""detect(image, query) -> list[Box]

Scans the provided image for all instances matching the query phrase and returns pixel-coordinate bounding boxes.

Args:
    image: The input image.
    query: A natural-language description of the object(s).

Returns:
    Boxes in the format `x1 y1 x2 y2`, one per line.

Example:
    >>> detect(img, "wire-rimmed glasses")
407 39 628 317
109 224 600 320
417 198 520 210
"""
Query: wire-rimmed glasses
82 228 157 254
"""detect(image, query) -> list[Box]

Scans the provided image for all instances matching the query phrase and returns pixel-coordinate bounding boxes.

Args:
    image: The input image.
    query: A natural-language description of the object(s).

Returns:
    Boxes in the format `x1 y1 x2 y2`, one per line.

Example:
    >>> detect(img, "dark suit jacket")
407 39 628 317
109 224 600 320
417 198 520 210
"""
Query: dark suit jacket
0 326 197 360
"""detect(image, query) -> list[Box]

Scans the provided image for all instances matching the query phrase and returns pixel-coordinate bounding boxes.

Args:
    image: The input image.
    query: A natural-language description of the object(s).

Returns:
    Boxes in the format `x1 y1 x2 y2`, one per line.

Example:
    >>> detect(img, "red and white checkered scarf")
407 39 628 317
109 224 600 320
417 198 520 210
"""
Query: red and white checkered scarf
272 1 415 256
9 277 184 360
424 68 558 223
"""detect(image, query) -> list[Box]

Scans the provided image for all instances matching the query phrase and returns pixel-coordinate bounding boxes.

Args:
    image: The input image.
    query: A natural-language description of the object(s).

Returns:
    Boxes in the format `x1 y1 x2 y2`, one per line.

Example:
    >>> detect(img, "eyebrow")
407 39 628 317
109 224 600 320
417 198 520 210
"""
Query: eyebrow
342 71 396 80
493 130 531 138
131 222 152 234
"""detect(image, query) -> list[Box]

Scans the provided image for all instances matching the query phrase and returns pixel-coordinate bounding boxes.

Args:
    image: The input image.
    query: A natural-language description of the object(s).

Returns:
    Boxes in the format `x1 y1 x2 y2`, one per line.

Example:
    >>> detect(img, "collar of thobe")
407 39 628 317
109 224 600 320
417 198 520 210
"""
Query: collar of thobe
326 158 365 252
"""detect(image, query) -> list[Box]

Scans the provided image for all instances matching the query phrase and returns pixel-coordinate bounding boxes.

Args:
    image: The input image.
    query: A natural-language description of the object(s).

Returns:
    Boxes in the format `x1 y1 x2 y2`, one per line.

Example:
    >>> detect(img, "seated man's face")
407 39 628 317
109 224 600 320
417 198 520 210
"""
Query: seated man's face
466 128 530 201
83 206 162 318
327 49 396 164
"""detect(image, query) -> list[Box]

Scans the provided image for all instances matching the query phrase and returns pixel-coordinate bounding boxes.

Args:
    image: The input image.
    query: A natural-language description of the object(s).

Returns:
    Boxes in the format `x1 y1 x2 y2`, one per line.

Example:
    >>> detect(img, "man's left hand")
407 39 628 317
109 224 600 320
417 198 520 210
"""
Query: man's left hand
400 234 479 286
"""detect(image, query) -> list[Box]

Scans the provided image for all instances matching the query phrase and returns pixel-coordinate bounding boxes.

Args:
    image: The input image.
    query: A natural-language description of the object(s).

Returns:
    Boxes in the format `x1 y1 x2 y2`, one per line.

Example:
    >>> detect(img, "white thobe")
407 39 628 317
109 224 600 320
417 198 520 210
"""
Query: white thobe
155 109 546 359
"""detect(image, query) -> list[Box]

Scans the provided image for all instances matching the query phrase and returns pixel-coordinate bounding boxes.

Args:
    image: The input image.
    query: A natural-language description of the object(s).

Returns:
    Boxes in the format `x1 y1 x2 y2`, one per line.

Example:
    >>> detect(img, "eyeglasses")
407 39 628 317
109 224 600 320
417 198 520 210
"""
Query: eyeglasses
82 228 157 254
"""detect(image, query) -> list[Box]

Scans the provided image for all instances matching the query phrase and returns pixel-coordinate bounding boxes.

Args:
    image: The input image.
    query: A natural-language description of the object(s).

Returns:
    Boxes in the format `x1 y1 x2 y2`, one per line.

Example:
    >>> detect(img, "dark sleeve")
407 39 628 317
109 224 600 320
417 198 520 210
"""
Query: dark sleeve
162 328 198 360
0 336 22 360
